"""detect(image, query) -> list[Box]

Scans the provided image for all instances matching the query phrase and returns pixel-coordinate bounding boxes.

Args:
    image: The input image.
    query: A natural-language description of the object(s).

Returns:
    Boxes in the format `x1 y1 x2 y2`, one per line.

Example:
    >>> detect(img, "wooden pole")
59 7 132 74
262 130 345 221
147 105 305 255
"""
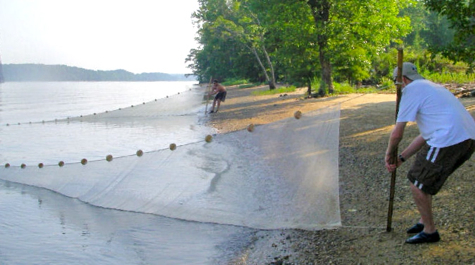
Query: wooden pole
205 77 213 114
387 48 404 232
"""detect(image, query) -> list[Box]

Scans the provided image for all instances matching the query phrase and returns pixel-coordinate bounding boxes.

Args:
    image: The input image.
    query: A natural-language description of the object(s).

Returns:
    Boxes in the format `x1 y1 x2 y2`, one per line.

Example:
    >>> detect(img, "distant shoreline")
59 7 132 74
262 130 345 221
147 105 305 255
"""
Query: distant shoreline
1 63 196 82
1 80 198 83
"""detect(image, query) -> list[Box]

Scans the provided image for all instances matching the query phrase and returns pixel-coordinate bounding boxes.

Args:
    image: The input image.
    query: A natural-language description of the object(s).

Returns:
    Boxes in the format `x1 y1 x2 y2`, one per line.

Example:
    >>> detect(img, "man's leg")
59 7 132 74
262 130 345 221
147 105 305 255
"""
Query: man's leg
210 99 217 112
410 183 436 233
215 100 221 112
405 183 440 243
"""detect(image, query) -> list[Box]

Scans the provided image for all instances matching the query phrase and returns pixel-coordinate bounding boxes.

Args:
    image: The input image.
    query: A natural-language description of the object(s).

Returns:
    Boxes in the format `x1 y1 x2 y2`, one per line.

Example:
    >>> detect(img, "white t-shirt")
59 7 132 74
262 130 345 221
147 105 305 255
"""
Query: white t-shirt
397 79 475 147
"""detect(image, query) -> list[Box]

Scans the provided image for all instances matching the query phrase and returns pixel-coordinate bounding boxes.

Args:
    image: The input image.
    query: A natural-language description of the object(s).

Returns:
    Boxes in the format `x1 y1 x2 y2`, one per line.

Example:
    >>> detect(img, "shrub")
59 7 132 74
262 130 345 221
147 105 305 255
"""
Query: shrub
251 86 297 96
221 78 249 86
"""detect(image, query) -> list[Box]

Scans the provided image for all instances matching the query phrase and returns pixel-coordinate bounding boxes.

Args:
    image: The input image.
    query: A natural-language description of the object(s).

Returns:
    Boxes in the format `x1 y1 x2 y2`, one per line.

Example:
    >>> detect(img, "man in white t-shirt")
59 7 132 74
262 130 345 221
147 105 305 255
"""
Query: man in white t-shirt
385 62 475 244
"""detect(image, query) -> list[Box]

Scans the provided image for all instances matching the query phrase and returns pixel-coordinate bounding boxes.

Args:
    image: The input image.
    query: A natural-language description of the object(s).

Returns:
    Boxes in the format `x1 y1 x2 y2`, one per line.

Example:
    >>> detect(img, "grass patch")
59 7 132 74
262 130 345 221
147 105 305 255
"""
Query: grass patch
238 83 259 89
251 86 297 96
425 71 475 84
332 82 355 94
329 82 380 94
377 77 395 90
221 78 250 86
309 78 379 95
232 70 474 98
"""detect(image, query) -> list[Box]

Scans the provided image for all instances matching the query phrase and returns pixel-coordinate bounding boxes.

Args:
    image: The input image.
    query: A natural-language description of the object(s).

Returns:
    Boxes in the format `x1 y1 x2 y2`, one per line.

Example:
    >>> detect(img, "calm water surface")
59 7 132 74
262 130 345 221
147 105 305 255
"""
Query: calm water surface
0 81 194 124
0 81 215 164
0 82 255 265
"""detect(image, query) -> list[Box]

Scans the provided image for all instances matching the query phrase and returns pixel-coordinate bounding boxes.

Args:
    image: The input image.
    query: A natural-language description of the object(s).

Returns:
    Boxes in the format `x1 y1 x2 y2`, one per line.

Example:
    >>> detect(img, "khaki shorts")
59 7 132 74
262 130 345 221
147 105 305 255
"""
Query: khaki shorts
408 139 475 195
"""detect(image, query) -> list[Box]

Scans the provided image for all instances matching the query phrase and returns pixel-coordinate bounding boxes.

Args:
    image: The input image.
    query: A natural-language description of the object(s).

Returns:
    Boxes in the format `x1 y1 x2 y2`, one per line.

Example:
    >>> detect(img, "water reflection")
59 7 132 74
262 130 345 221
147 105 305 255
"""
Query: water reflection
0 180 255 265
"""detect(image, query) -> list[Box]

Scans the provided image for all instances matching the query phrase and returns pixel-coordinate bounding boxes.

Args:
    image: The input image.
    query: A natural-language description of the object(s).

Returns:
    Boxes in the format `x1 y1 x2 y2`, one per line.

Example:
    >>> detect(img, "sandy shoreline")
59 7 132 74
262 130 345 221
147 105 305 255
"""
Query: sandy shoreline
207 84 475 264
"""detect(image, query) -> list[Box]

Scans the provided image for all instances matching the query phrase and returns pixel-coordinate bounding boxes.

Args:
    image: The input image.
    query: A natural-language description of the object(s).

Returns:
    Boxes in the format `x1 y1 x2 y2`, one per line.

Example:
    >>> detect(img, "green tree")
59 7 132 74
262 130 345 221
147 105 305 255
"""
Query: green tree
188 0 412 90
306 0 411 95
213 0 277 89
253 1 319 95
188 0 276 87
188 0 236 82
400 1 455 55
423 0 475 69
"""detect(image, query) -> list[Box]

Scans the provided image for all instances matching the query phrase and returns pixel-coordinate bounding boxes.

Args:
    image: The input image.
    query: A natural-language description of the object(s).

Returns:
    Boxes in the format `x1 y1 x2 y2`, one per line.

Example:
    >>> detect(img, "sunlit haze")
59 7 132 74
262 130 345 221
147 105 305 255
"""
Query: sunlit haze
0 0 199 74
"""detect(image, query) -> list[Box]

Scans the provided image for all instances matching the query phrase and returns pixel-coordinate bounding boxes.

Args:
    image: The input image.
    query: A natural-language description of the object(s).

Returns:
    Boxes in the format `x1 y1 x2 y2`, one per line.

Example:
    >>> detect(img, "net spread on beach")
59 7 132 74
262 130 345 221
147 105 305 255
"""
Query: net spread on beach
0 87 341 230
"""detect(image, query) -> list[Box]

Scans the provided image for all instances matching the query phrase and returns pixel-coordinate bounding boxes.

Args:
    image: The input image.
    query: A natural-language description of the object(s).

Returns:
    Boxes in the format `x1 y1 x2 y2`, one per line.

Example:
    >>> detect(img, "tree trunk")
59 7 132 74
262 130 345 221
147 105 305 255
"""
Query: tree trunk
319 44 333 95
250 46 275 89
262 45 276 89
307 0 333 96
307 77 312 97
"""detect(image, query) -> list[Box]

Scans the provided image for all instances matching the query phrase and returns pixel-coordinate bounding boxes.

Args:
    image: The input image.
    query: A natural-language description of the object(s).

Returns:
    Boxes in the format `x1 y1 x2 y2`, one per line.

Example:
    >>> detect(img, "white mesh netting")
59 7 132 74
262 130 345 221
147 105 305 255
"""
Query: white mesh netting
0 87 341 230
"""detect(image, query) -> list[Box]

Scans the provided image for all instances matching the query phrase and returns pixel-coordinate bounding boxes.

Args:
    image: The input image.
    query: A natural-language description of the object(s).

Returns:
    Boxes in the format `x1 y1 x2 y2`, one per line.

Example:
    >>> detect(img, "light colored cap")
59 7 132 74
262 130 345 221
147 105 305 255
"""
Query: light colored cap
393 62 424 81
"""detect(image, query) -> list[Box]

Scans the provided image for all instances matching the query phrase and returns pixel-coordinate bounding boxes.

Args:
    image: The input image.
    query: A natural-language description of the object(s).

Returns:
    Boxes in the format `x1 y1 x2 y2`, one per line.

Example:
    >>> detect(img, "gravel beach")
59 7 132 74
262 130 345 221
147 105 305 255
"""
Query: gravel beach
207 84 475 264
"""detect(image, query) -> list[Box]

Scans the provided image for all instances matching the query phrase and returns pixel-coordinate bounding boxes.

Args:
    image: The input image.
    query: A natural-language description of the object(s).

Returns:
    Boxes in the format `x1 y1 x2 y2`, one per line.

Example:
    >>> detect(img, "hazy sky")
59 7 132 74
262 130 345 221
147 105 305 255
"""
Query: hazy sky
0 0 200 74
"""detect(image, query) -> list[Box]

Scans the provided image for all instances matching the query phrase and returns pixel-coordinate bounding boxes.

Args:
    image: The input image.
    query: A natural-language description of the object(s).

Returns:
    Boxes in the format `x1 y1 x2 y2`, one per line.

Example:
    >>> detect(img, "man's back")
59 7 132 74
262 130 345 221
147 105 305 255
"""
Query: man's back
398 79 475 147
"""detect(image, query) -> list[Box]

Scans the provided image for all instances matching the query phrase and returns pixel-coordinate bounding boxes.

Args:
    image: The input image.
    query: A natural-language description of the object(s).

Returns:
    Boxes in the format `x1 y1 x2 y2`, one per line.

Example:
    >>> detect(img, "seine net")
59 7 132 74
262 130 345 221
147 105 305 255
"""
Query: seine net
0 87 341 230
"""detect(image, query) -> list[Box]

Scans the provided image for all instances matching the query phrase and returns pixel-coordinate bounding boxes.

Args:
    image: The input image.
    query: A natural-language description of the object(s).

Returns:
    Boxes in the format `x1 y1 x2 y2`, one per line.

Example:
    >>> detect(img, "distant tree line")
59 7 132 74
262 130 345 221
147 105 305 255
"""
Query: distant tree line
2 64 196 82
0 57 4 83
187 0 473 95
0 64 4 83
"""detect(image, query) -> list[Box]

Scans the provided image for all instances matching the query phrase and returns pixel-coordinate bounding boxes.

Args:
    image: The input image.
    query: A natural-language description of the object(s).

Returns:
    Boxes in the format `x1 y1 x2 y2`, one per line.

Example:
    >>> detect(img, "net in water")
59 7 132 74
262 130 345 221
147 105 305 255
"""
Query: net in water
0 87 341 230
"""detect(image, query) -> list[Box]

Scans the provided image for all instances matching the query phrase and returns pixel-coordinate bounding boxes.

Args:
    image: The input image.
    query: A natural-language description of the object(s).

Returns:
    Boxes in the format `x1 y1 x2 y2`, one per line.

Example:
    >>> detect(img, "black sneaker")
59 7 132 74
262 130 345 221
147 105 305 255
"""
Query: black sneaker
407 223 424 234
405 231 440 244
209 110 214 113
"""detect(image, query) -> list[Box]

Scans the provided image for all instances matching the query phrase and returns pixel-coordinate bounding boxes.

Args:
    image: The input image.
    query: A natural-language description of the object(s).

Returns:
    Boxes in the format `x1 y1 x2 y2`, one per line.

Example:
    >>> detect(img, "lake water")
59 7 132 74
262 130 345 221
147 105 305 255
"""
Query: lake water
0 82 256 265
0 81 219 165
